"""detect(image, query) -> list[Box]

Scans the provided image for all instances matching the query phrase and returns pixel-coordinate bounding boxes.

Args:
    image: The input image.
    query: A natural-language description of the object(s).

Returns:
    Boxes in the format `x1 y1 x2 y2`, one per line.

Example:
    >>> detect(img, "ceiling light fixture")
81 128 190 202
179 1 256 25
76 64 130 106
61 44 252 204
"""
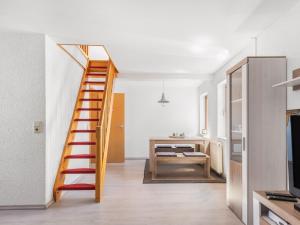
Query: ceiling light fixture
158 80 170 107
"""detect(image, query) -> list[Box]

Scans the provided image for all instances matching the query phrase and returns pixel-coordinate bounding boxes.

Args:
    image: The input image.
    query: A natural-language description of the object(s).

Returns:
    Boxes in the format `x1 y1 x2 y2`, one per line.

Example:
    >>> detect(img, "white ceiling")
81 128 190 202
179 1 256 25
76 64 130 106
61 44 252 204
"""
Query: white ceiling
0 0 299 80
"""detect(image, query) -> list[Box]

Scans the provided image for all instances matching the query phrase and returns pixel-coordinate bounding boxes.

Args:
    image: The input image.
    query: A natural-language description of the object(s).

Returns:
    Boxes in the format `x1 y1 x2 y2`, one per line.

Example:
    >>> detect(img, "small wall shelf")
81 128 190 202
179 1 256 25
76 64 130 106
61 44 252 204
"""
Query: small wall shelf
272 76 300 88
273 68 300 89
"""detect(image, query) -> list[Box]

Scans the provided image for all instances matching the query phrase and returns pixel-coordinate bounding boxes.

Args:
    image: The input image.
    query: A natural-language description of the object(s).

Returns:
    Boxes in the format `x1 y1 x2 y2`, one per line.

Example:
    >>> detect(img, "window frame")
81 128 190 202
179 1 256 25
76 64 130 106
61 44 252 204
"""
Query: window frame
200 92 208 135
217 80 227 139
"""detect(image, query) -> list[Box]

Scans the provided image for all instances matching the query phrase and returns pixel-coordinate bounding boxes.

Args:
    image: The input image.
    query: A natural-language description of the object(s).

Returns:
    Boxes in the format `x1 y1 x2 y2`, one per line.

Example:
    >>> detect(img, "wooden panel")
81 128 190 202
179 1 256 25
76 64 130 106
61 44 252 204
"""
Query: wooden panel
108 93 125 163
226 57 286 75
89 60 109 68
228 160 243 220
247 57 287 225
148 137 208 172
95 63 117 202
227 57 248 75
153 155 210 179
199 140 210 155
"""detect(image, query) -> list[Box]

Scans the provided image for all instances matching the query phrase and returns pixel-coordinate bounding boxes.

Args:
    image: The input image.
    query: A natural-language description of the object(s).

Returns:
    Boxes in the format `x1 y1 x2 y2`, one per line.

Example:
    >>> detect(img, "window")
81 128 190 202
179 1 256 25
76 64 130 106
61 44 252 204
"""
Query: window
200 93 208 135
217 80 227 139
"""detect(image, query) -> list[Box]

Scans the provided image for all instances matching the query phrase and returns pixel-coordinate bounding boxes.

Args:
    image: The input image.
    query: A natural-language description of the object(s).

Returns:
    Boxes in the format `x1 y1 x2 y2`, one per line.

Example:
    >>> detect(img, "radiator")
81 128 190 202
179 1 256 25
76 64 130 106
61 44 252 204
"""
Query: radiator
209 140 223 175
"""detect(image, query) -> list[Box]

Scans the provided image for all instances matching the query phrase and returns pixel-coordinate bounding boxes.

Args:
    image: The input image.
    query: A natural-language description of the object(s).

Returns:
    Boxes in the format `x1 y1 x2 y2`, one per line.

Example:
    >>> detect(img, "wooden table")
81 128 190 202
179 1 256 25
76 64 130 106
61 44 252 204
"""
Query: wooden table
149 137 208 172
152 153 210 179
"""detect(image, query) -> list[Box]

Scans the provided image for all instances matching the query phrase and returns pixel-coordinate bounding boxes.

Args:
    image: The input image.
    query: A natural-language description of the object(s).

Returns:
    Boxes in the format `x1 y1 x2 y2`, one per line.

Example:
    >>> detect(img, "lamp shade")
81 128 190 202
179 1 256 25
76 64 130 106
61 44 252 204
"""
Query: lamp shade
158 92 169 106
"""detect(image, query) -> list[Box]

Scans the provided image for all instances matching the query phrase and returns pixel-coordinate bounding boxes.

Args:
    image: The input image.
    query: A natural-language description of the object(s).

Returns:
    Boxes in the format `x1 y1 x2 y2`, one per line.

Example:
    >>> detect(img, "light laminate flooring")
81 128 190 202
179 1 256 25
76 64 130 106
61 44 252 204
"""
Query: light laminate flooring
0 160 243 225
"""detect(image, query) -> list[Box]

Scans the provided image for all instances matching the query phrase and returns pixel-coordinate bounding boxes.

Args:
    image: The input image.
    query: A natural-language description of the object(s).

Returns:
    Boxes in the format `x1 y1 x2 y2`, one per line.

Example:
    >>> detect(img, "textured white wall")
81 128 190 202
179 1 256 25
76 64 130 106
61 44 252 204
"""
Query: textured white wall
0 32 46 206
45 36 90 203
114 79 199 158
0 33 95 206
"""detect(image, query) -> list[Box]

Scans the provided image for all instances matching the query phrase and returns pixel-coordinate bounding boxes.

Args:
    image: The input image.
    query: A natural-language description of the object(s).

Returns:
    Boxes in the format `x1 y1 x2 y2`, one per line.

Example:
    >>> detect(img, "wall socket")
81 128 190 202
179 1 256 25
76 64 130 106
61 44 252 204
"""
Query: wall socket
34 121 43 133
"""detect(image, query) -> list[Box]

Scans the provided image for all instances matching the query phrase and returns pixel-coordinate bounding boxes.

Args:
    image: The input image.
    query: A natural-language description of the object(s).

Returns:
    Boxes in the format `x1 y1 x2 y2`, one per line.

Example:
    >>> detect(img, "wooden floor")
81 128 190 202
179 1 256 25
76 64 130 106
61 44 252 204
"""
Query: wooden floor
0 160 242 225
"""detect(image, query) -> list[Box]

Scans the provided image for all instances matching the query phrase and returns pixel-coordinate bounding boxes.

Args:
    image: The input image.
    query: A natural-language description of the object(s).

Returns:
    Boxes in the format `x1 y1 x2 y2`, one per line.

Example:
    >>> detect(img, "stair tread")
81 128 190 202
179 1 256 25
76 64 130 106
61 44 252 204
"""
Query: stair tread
81 89 104 92
89 65 107 69
88 68 107 70
79 98 102 101
86 72 107 74
58 183 95 191
65 154 96 159
86 74 107 77
84 81 105 84
61 168 96 174
68 141 96 145
76 108 101 111
74 118 99 122
71 129 96 133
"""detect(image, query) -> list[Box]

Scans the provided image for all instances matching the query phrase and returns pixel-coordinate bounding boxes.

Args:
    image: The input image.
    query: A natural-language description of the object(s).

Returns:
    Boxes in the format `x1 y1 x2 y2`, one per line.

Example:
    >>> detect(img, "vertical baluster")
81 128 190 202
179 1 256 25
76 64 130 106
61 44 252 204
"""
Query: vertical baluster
95 126 102 202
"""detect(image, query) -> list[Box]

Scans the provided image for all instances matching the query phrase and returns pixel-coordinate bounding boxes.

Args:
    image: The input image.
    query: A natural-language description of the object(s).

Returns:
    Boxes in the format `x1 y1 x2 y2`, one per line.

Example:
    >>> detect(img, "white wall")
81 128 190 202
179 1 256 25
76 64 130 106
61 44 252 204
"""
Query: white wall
0 32 46 206
63 45 88 68
45 36 89 203
199 1 300 177
115 79 200 158
88 46 109 60
255 2 300 110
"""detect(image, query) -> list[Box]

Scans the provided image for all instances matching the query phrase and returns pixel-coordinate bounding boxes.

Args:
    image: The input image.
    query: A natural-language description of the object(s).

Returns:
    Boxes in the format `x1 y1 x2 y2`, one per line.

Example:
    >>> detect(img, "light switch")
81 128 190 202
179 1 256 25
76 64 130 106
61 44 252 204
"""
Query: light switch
34 121 43 133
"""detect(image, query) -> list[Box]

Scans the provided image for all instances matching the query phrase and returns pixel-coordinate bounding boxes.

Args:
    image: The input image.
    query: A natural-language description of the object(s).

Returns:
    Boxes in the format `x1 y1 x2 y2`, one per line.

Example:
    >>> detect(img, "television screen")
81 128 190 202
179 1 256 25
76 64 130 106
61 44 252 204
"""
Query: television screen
288 115 300 197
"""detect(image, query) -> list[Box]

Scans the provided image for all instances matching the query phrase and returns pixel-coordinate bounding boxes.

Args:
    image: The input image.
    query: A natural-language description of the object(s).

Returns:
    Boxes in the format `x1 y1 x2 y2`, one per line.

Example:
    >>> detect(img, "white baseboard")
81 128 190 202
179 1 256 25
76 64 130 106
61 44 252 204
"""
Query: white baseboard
0 199 54 210
45 199 55 208
0 175 83 210
125 157 147 160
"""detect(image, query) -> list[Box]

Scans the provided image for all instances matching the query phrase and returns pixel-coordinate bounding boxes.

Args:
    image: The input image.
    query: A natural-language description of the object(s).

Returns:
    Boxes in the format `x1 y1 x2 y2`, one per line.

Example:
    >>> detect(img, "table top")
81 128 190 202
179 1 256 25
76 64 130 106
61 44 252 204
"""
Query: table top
156 153 209 159
150 136 207 141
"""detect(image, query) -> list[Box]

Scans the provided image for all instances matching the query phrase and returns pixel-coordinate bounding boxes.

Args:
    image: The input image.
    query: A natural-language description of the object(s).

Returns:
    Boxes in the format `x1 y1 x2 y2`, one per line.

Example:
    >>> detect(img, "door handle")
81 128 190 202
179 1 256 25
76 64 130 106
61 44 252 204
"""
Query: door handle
119 125 124 128
242 137 246 151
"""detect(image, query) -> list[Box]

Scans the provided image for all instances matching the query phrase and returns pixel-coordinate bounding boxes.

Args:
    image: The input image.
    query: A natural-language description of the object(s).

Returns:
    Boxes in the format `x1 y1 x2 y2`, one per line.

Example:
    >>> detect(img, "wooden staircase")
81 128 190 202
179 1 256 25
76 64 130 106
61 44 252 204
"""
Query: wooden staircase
53 46 117 202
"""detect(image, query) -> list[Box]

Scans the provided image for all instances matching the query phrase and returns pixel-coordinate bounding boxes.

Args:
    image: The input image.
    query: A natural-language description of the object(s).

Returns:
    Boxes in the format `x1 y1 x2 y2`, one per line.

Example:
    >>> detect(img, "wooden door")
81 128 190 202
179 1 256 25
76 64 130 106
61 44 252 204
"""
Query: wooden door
108 93 125 163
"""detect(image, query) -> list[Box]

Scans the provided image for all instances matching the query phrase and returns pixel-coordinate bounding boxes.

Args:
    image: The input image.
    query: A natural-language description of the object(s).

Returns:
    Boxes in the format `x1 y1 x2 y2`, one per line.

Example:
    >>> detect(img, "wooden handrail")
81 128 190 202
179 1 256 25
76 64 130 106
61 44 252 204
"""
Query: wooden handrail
95 60 117 202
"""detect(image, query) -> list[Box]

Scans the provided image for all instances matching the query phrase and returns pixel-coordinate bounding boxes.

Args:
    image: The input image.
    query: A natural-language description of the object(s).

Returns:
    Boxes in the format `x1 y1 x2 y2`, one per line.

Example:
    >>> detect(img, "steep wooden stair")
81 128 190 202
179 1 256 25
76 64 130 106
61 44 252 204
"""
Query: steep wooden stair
53 45 117 202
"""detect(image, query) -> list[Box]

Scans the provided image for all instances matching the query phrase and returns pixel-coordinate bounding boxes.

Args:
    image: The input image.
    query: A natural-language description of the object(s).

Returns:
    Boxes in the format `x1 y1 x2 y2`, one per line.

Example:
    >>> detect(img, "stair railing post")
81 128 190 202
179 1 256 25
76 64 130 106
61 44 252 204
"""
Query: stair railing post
95 125 102 202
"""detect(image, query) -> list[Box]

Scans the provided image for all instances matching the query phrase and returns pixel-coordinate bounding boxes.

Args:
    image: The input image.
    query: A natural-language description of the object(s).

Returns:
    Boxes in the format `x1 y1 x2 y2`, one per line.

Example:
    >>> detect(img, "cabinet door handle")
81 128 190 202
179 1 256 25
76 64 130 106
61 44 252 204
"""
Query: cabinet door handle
242 137 246 151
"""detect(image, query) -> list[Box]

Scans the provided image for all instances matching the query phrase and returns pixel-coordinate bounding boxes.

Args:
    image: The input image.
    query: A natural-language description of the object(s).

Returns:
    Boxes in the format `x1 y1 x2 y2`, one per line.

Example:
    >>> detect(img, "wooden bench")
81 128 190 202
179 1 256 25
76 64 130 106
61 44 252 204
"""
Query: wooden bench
152 153 210 179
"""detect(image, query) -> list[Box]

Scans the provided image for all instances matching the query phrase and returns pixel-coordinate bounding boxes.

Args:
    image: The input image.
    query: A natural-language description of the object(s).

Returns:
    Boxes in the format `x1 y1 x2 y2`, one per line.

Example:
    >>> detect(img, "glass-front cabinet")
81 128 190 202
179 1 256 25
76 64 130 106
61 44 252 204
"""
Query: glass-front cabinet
227 64 247 223
230 68 243 162
226 57 286 225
